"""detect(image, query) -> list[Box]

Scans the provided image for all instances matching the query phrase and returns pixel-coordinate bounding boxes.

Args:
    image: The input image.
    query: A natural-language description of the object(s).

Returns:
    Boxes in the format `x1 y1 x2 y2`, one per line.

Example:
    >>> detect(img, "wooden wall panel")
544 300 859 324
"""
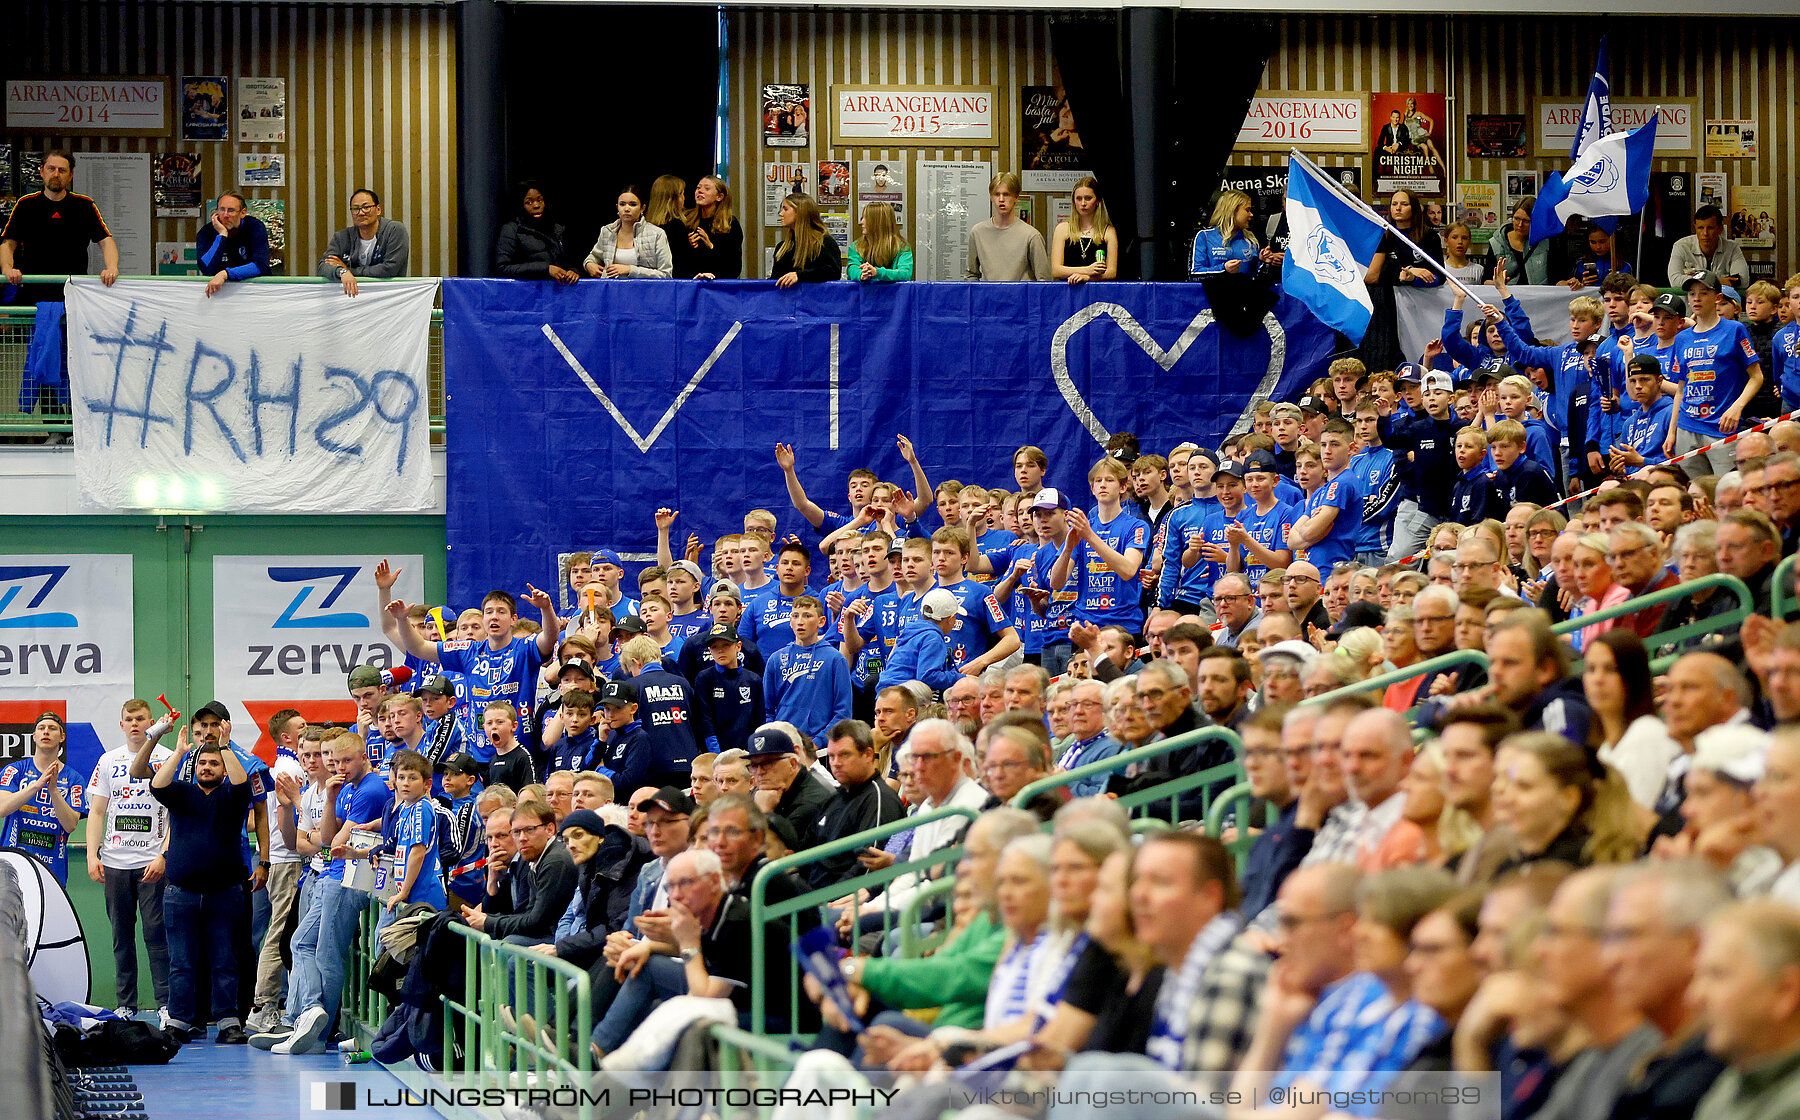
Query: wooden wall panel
3 1 457 277
1230 15 1800 279
725 8 1055 275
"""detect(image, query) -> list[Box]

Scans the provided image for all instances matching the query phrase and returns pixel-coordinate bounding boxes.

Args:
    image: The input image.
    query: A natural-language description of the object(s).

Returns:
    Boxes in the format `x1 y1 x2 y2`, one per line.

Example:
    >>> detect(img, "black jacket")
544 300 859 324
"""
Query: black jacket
806 776 906 889
494 216 574 279
485 838 578 941
667 216 745 279
554 828 653 967
1381 410 1462 517
771 769 836 851
770 235 842 283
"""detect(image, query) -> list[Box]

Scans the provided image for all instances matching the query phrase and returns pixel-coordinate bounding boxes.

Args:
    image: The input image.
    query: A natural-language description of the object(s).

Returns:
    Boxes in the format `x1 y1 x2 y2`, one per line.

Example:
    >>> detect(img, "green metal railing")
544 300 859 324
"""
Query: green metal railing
1009 725 1245 824
337 896 597 1120
1774 554 1797 623
896 876 959 959
1549 572 1751 670
0 278 446 437
1203 781 1271 874
746 803 981 1036
1308 647 1492 710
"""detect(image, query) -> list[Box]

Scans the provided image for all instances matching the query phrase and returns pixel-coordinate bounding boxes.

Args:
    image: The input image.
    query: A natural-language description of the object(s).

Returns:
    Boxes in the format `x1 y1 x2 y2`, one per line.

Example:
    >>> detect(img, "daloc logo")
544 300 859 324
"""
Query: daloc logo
0 566 78 628
269 567 371 629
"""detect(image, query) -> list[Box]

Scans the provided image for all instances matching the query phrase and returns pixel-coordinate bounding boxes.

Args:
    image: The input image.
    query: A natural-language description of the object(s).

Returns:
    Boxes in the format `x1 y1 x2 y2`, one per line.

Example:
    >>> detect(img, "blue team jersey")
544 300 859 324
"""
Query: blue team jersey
1156 502 1208 608
436 635 547 736
1303 468 1363 570
1003 540 1047 655
0 758 86 881
364 723 389 771
939 577 1011 667
1774 321 1800 409
740 587 819 658
967 528 1018 587
1239 499 1299 586
1618 396 1674 465
845 585 905 686
669 609 710 645
441 792 487 899
387 798 447 909
1274 477 1305 507
1349 447 1400 556
1669 318 1761 439
328 771 394 881
1030 542 1079 643
547 726 600 774
1071 508 1151 630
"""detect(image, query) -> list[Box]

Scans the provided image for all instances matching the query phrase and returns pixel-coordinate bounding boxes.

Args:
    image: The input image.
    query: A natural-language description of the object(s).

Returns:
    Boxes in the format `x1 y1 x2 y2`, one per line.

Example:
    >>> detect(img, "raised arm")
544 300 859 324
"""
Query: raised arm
896 435 932 515
775 443 830 531
525 584 561 660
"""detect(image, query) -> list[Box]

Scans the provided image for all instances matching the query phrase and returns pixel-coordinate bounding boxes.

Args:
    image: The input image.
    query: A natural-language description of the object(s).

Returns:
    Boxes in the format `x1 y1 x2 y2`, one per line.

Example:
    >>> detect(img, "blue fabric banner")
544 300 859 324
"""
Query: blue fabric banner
441 279 1338 608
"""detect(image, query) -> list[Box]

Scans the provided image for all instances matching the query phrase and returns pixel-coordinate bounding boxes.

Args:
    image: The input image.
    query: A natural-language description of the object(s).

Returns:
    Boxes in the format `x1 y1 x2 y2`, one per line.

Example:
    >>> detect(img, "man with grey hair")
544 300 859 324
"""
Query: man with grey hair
1601 862 1732 1118
1656 653 1755 830
1002 663 1050 717
1426 550 1455 589
840 719 986 935
976 666 1007 727
1607 520 1681 639
1689 900 1800 1119
1212 574 1262 649
1338 708 1420 867
1452 531 1506 598
1762 451 1800 553
1656 520 1731 661
1056 679 1121 798
1400 584 1461 707
1528 867 1663 1120
1713 471 1745 520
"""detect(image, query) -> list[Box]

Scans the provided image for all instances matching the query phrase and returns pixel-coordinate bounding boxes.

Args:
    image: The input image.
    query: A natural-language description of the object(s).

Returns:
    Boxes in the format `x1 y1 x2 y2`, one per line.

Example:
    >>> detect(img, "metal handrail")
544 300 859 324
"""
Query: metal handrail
896 875 959 959
1010 724 1246 824
747 803 981 1036
1308 648 1492 709
1774 554 1797 623
1203 780 1270 875
1550 571 1751 647
15 273 439 284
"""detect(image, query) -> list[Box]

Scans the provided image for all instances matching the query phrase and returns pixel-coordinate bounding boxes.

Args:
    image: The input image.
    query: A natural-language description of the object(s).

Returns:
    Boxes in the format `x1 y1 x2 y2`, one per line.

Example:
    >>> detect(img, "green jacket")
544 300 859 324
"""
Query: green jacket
1695 1043 1800 1120
857 911 1004 1030
846 244 913 282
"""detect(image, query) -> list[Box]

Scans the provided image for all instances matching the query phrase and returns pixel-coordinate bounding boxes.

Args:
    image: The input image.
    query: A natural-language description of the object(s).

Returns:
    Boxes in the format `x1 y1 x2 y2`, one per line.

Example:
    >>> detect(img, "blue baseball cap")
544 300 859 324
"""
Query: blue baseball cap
1395 362 1425 384
1241 449 1281 476
591 549 624 568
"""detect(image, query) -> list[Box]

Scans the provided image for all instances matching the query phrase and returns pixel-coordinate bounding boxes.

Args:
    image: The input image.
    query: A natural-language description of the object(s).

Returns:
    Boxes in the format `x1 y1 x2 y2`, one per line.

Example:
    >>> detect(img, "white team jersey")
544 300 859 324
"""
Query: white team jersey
268 756 307 864
299 781 331 874
85 744 173 871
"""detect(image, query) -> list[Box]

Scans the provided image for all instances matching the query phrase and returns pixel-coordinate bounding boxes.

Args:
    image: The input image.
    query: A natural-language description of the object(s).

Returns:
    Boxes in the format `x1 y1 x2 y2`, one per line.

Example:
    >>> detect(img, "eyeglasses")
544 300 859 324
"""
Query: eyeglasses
664 876 705 892
509 824 549 836
1284 575 1319 585
1213 593 1250 603
909 748 956 762
704 826 759 842
1241 747 1282 761
1450 562 1493 573
350 203 378 214
1137 687 1174 704
644 816 688 830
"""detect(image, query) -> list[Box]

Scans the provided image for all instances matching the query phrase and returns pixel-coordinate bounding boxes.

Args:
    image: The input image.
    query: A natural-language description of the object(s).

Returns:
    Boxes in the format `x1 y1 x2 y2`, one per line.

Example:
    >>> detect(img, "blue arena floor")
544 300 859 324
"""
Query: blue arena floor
128 1025 452 1120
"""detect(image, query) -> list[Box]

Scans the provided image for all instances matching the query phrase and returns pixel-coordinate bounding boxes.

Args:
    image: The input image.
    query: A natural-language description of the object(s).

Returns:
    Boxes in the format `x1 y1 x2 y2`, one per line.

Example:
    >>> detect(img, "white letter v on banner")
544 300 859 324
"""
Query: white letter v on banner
541 321 742 453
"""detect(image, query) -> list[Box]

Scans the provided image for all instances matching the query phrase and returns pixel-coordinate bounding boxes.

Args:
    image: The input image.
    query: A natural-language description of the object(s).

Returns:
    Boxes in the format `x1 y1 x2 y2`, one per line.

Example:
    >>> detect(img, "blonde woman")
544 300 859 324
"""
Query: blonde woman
645 174 690 273
1051 177 1117 284
1188 188 1259 277
770 192 841 287
847 202 911 282
583 183 672 279
680 175 744 280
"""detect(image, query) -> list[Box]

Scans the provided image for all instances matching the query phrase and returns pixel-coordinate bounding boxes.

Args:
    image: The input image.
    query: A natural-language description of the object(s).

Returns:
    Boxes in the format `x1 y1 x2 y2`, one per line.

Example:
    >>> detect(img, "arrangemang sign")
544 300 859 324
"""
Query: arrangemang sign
5 78 169 136
1536 98 1696 157
1236 93 1369 152
831 86 997 147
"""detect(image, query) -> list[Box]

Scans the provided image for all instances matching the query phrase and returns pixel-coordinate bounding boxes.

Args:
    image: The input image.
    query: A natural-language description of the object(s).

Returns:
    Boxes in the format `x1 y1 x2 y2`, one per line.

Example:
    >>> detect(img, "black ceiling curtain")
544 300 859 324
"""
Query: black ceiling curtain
498 4 720 265
1051 13 1274 280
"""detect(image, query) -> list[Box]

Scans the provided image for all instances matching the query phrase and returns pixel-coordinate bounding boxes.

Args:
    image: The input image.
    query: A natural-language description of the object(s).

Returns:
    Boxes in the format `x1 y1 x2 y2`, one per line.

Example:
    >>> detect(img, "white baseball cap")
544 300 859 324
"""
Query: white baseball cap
920 588 966 621
1422 371 1454 394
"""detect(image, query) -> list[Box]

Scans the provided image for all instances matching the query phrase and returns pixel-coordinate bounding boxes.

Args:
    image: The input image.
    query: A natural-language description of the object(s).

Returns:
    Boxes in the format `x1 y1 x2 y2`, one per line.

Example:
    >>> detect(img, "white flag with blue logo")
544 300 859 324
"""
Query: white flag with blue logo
1281 156 1387 341
1528 114 1657 246
1570 37 1617 233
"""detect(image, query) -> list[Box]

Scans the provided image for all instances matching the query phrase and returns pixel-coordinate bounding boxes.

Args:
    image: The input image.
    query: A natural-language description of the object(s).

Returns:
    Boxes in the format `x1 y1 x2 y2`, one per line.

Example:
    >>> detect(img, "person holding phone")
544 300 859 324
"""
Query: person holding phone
1563 225 1631 290
196 192 271 297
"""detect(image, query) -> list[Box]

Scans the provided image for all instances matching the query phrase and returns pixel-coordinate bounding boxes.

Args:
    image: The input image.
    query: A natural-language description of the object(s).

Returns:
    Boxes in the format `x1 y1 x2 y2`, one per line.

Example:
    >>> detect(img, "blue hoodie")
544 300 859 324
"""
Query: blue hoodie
764 638 854 744
1492 456 1561 507
877 617 964 693
693 662 765 754
1449 466 1495 524
631 666 699 781
599 719 651 794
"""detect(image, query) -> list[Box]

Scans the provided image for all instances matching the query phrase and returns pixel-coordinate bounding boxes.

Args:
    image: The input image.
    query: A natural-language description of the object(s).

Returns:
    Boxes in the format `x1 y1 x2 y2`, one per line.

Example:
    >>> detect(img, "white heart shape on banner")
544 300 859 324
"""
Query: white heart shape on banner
1049 302 1287 444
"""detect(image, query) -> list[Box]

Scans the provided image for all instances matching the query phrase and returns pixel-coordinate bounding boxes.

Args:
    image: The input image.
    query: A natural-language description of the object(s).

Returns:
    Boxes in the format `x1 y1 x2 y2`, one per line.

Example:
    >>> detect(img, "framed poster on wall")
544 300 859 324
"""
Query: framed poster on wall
831 85 997 147
1235 92 1369 153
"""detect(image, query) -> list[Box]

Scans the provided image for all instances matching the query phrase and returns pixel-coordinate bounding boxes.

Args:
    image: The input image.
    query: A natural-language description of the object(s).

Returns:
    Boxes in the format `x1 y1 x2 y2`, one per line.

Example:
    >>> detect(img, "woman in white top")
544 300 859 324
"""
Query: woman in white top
1584 628 1681 810
583 184 672 279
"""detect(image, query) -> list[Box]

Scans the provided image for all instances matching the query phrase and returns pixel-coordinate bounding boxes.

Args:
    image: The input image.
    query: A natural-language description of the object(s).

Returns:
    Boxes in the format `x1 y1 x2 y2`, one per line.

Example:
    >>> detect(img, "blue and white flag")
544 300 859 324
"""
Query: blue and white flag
1571 37 1617 233
1529 114 1658 246
1281 155 1388 341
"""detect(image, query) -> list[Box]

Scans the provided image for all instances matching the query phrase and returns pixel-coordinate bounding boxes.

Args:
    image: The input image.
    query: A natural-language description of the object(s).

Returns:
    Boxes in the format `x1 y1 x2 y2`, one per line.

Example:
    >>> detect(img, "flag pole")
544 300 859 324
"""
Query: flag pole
1289 148 1485 305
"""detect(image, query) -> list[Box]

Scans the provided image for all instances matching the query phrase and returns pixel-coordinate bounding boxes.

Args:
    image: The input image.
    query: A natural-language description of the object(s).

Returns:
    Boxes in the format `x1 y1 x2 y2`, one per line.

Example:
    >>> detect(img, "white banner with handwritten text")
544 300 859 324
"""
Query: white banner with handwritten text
65 277 438 513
